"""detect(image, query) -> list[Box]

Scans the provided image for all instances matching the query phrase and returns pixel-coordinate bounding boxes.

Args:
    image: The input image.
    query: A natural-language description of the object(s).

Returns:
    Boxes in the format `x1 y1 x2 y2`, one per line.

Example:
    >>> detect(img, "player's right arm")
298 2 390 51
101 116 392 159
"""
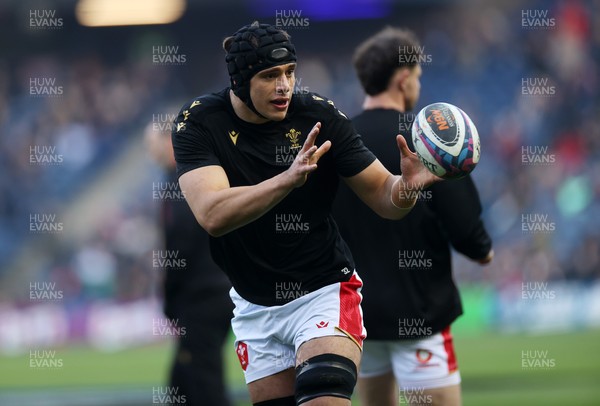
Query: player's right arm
178 122 330 237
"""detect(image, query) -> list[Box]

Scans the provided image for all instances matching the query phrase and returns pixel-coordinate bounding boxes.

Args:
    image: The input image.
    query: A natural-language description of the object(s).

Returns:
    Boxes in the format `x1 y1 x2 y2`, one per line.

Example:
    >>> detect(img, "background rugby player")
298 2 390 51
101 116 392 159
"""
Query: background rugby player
334 27 493 406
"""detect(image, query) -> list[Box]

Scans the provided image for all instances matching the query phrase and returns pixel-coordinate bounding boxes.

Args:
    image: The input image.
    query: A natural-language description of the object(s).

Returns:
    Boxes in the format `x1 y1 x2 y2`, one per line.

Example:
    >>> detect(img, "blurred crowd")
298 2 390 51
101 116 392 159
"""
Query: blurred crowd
0 0 598 310
0 54 171 305
436 0 600 286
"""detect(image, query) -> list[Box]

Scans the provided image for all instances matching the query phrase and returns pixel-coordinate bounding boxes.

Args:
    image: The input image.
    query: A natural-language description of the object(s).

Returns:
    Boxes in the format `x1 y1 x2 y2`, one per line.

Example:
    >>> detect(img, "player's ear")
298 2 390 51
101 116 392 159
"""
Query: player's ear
223 35 235 52
393 68 410 92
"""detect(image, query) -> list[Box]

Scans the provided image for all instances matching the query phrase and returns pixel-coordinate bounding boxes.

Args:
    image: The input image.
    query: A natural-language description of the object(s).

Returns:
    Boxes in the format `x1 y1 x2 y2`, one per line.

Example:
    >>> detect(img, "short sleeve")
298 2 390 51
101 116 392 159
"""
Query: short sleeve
327 110 376 178
171 107 221 179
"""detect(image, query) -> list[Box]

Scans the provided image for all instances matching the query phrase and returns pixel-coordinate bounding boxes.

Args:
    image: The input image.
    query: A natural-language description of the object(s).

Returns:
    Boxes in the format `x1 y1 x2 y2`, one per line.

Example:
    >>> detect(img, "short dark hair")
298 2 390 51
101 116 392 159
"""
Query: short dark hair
353 27 422 96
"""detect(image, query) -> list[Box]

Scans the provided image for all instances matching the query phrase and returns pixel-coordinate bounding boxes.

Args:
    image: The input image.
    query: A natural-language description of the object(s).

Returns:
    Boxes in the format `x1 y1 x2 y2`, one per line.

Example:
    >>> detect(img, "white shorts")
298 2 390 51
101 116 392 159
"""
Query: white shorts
359 327 461 390
230 272 366 383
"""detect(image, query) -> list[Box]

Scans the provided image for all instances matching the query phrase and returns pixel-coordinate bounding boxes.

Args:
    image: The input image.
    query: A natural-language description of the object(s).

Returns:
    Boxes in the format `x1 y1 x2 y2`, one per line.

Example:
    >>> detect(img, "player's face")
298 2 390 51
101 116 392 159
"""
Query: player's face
404 65 422 111
249 63 296 121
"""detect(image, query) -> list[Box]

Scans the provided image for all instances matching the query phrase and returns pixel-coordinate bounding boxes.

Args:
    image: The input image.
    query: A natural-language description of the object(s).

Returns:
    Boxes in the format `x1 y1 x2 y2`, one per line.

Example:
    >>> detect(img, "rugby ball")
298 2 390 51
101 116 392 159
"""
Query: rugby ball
411 102 480 179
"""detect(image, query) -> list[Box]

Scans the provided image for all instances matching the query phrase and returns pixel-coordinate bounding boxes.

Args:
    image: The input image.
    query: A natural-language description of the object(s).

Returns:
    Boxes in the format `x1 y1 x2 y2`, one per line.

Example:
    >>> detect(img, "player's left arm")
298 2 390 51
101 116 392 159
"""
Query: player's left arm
429 174 493 264
344 134 440 220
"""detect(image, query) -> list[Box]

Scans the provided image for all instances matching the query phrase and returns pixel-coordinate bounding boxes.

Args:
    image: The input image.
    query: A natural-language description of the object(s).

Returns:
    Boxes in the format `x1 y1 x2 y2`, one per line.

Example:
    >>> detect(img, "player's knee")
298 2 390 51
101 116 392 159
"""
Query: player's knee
295 353 357 405
423 384 462 406
253 395 296 406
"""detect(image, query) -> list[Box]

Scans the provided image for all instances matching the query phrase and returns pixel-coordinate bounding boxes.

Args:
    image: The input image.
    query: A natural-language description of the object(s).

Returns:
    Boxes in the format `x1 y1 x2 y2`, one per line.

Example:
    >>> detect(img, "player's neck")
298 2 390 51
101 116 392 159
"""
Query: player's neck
230 90 270 124
363 93 405 113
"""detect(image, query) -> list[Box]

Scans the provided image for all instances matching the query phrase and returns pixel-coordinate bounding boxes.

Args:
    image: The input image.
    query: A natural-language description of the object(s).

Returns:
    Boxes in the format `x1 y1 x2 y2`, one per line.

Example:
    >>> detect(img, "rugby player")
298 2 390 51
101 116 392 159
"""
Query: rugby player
172 22 439 406
333 27 493 406
146 123 233 406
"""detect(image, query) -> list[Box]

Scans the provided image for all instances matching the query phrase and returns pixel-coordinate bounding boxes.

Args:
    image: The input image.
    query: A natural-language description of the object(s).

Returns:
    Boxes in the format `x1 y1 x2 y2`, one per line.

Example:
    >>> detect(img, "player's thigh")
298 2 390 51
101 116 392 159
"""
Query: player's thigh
357 340 397 406
390 328 461 404
296 335 361 406
420 384 462 406
296 335 361 368
247 367 296 403
357 371 397 406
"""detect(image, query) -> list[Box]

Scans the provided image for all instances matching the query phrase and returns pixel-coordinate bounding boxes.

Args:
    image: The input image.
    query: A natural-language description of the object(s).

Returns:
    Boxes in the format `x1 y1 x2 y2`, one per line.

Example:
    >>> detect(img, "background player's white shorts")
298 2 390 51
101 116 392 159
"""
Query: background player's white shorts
359 327 460 390
230 272 366 384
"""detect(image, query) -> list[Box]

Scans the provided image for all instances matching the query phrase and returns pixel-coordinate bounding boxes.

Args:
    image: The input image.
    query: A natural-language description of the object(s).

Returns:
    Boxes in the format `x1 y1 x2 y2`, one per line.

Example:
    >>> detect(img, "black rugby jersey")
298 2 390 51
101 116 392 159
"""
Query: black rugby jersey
160 171 231 320
172 88 376 306
333 108 492 340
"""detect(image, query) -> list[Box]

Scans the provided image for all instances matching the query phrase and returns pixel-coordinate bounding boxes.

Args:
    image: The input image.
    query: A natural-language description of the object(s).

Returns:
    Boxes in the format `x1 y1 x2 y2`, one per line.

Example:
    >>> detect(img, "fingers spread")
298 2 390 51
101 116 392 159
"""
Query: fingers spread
312 140 331 162
305 145 318 159
302 122 321 153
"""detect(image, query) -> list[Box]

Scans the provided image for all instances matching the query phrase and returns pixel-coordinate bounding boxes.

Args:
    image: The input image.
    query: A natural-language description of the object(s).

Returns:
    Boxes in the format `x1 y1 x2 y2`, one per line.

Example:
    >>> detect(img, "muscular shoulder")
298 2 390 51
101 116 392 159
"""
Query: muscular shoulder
174 88 230 130
290 92 350 123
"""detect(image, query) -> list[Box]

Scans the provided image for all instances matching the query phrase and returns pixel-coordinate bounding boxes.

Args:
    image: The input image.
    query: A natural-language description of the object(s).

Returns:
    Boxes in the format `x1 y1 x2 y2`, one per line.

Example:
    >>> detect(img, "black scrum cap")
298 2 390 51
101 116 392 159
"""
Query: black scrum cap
225 22 296 110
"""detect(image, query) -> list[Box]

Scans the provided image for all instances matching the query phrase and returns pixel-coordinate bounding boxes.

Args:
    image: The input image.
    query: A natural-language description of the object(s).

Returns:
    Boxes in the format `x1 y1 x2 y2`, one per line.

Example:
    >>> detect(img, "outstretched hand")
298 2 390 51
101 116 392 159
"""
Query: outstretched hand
286 122 331 188
396 134 441 190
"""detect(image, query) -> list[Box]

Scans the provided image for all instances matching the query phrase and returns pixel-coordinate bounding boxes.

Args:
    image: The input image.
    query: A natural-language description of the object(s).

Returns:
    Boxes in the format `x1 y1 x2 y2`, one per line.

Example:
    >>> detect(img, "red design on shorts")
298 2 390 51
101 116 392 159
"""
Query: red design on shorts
236 341 249 371
416 348 433 364
442 326 458 372
316 321 329 328
339 274 366 347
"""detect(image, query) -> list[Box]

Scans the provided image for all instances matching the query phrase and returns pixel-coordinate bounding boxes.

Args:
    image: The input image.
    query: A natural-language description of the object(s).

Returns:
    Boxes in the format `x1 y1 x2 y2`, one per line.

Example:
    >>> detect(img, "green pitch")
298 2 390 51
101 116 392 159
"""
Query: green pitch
1 330 599 405
455 329 600 406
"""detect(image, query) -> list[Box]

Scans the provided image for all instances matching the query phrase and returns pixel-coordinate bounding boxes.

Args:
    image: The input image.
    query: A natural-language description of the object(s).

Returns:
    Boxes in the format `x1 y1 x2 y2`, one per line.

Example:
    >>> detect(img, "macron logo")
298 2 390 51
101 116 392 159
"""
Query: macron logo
229 130 239 145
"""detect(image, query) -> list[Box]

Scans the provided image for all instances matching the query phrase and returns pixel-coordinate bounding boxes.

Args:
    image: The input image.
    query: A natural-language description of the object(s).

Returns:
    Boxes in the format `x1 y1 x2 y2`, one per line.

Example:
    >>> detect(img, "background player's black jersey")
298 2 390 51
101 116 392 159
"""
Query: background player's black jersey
160 171 231 320
172 88 376 306
333 108 492 340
